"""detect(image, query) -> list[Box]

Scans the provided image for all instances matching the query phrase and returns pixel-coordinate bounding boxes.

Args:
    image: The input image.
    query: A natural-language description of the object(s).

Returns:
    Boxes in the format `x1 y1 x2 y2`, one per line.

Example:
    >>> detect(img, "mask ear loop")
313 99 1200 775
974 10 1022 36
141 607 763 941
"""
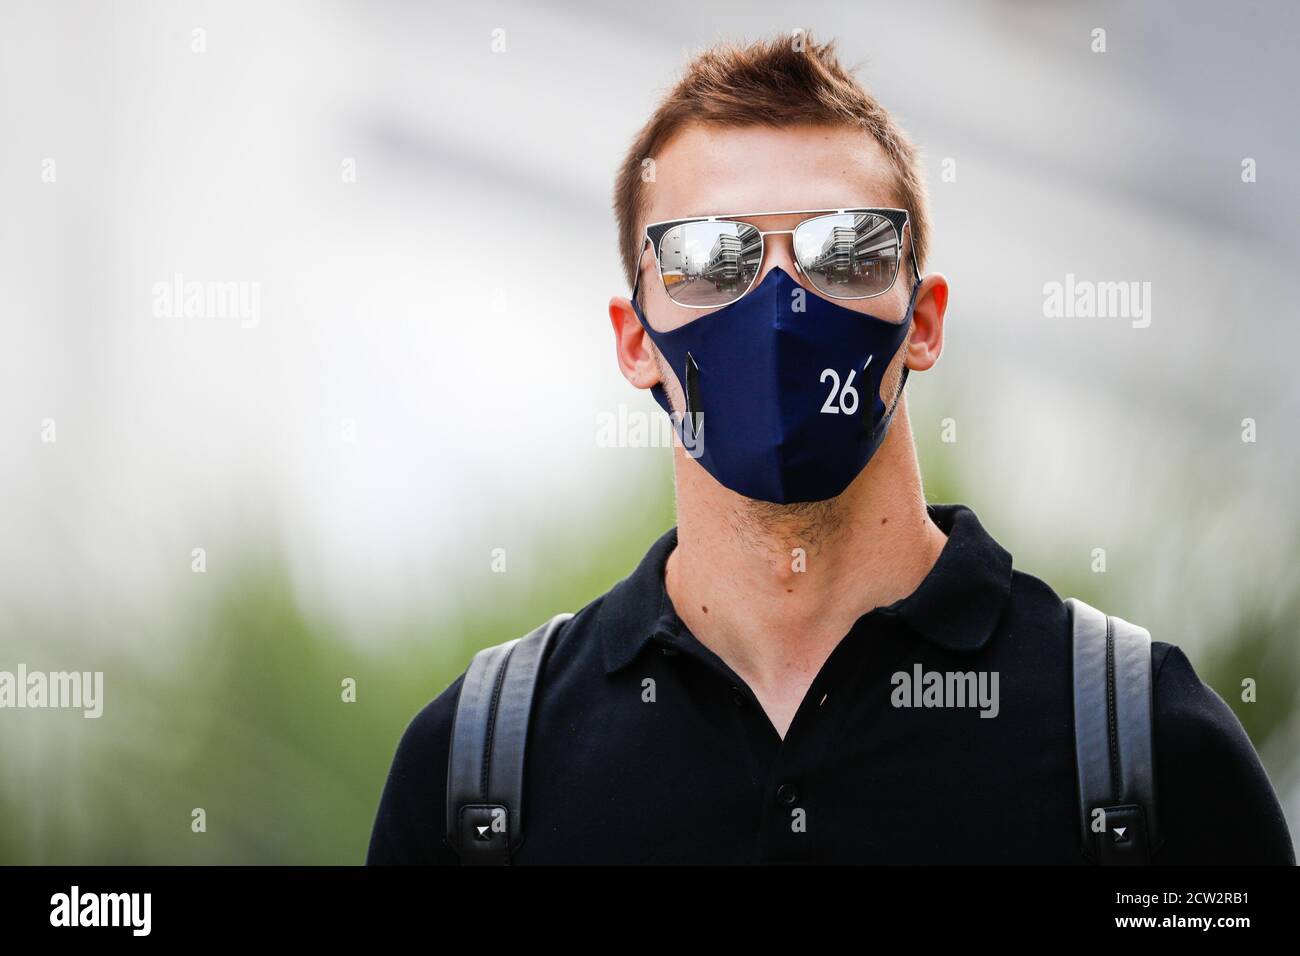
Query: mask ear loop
882 219 924 424
870 270 923 441
630 237 695 451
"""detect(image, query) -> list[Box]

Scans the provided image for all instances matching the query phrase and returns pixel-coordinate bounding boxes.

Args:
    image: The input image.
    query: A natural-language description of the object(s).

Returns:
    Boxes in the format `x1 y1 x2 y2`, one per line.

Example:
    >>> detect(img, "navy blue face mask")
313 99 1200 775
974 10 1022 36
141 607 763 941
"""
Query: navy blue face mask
632 266 920 504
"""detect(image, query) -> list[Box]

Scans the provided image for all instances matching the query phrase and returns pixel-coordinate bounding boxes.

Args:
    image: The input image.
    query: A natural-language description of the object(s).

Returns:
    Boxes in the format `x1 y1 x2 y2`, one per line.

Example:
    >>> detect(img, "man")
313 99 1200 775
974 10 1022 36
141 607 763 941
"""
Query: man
367 33 1294 864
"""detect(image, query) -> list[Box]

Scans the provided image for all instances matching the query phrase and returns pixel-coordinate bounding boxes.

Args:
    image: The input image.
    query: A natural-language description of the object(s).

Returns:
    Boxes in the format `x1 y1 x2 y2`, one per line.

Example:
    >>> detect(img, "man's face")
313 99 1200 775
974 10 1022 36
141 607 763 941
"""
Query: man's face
633 121 917 416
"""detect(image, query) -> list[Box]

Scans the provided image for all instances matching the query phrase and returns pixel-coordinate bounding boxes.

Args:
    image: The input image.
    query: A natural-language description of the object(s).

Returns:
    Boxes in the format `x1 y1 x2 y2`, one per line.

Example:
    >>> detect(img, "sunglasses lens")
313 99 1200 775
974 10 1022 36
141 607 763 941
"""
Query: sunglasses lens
794 213 901 299
658 221 762 307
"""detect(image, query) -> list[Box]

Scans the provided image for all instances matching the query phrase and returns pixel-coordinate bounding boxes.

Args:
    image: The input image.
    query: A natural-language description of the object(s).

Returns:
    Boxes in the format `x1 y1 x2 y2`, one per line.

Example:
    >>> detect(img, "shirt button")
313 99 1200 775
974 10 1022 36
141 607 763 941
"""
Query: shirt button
729 685 747 707
776 783 799 806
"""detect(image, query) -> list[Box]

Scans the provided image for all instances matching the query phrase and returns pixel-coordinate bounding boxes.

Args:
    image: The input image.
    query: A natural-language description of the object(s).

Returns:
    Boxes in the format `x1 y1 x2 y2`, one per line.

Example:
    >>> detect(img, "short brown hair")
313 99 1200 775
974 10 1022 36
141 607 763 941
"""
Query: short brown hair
613 32 930 291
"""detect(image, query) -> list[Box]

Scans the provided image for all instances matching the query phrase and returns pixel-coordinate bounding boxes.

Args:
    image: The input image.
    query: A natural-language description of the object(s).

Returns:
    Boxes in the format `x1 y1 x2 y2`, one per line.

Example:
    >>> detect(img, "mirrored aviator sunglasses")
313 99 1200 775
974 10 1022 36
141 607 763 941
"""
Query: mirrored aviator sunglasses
645 208 911 309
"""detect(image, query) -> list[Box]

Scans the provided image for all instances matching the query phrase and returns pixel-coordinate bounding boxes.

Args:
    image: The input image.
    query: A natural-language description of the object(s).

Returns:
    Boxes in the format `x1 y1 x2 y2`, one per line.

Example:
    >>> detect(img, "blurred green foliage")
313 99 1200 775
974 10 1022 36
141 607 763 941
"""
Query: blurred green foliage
0 473 678 864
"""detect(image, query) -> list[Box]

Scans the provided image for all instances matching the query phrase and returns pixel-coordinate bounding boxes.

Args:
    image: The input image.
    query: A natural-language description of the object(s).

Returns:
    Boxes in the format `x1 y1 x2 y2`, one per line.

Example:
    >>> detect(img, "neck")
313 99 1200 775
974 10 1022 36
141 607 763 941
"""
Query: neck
664 403 948 690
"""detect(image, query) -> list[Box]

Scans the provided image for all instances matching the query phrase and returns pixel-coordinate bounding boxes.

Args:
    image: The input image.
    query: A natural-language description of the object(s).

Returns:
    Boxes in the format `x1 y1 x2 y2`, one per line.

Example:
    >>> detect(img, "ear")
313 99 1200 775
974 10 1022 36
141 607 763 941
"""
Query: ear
903 273 948 373
608 296 663 389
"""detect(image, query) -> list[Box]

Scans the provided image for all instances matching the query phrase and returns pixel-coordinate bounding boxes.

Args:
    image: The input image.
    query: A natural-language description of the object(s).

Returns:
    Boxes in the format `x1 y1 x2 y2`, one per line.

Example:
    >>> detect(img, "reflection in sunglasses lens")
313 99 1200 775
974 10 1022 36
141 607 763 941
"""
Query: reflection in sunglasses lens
794 213 900 299
659 221 762 307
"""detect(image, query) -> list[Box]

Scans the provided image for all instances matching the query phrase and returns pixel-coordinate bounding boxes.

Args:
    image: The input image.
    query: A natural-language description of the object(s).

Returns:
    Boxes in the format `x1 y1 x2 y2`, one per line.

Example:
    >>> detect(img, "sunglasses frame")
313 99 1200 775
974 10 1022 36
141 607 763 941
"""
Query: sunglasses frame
633 207 921 310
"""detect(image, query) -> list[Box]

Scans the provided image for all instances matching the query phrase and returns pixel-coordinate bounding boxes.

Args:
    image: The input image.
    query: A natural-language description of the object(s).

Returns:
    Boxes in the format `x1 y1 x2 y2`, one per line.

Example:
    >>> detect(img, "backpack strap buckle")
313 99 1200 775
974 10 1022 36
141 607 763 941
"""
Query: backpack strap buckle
457 804 511 865
1090 803 1152 865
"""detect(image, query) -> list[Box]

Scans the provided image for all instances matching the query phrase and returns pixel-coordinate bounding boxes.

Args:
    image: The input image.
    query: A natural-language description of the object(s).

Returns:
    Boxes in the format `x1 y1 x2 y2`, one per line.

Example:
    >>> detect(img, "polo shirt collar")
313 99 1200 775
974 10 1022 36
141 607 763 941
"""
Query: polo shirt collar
873 503 1014 652
598 502 1014 675
597 525 681 675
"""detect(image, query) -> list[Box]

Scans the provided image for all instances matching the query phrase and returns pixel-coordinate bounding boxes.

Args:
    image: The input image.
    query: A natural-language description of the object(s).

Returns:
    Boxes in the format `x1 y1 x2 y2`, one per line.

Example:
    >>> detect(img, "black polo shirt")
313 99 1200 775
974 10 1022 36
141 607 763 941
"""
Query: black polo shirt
367 502 1294 864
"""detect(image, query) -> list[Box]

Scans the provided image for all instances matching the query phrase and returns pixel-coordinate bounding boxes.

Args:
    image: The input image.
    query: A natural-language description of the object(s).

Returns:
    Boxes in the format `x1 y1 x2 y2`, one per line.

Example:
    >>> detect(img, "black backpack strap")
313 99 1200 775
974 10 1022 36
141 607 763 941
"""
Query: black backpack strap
445 612 572 864
1067 597 1161 864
